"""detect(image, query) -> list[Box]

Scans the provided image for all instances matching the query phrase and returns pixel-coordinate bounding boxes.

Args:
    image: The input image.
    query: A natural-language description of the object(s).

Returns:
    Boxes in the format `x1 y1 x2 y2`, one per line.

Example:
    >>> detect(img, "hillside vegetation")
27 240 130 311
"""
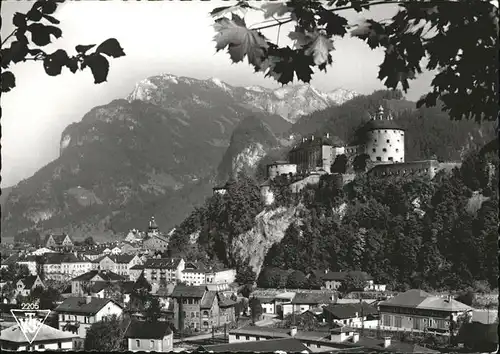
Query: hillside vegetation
170 130 499 292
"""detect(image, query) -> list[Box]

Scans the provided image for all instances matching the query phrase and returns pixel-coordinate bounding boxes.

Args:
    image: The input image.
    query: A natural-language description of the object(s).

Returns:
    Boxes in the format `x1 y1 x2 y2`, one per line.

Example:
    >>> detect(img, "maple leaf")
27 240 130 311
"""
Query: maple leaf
350 19 372 38
81 53 110 84
261 2 292 19
210 1 256 18
318 10 348 37
288 31 313 49
214 14 269 69
1 71 16 93
304 33 334 66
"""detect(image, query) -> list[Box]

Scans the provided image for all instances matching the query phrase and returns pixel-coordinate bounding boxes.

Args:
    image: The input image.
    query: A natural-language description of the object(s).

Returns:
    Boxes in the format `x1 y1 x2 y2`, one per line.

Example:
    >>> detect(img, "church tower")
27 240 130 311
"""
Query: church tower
147 216 159 237
363 105 405 164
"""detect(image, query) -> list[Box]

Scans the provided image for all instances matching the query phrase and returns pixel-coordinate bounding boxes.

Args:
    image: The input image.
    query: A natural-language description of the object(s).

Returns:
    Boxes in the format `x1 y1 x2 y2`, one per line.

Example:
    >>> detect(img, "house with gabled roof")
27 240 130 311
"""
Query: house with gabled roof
181 261 208 286
45 234 74 251
15 275 44 297
56 296 123 338
171 285 235 332
70 269 126 295
0 322 78 351
323 302 379 328
91 254 142 278
378 289 474 333
143 258 185 284
124 319 174 352
287 292 336 315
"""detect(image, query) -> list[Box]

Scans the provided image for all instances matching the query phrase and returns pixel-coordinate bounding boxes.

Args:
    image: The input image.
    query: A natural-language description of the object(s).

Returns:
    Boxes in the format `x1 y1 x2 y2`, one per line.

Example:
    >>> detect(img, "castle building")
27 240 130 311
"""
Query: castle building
267 161 297 180
362 105 405 163
288 133 345 175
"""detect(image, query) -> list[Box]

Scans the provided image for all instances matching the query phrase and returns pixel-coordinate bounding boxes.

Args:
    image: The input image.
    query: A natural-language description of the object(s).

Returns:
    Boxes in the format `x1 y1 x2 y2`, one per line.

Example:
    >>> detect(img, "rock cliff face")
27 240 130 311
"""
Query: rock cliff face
216 115 281 182
229 206 301 276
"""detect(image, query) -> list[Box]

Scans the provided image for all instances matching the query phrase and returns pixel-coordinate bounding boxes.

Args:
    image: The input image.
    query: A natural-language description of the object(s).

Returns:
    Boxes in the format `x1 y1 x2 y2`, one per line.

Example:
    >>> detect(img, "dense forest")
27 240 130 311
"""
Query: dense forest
169 135 498 292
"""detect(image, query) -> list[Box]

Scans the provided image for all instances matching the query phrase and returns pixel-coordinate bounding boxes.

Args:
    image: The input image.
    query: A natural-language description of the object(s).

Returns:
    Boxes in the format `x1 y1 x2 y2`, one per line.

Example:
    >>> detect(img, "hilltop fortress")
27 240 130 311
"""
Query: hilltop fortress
214 106 460 204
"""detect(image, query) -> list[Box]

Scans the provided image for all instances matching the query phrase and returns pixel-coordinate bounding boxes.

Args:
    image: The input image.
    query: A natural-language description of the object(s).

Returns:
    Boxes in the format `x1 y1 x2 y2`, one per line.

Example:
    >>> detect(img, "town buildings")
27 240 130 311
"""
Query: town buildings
0 322 78 351
143 258 185 283
170 285 236 331
15 275 44 297
323 302 379 328
378 289 473 332
56 296 124 338
91 254 143 277
124 320 174 352
45 234 74 251
70 269 126 295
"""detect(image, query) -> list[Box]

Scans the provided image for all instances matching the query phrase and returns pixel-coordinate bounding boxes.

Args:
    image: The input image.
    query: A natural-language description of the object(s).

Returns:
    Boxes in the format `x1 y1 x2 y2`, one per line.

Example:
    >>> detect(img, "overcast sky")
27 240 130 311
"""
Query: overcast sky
1 0 435 188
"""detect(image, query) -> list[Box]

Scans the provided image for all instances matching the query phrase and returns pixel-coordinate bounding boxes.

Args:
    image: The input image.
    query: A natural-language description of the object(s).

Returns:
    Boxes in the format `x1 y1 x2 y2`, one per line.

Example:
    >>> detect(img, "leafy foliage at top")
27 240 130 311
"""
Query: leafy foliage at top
1 0 125 93
212 0 499 122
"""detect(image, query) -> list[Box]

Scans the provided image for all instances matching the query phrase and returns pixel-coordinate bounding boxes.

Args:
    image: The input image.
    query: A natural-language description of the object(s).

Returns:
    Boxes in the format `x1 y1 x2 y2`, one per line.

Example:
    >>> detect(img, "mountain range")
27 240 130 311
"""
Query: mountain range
0 75 357 241
1 74 496 242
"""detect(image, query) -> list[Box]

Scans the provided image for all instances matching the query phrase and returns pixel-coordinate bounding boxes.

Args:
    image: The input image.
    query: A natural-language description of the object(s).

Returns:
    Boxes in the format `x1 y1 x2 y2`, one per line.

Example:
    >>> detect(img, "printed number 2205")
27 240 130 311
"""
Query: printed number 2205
21 302 40 310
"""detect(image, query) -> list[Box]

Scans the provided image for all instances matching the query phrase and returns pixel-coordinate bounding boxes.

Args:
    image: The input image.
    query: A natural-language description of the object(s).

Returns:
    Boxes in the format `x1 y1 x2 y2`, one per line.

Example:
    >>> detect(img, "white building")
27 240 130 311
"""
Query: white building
29 247 57 256
0 323 78 351
363 105 405 163
56 296 123 339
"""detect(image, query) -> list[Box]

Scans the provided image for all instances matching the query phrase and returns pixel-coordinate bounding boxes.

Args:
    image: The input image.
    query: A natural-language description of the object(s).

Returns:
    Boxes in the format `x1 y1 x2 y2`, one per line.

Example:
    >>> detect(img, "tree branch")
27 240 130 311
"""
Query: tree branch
1 29 17 46
252 0 408 31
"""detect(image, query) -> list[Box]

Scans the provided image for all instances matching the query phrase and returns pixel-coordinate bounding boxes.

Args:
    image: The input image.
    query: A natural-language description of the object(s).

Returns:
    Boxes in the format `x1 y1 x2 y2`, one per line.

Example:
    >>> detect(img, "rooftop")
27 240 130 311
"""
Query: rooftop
143 258 182 270
199 338 311 353
379 289 473 312
0 323 78 343
71 270 126 282
124 320 172 339
323 303 379 319
55 296 121 315
171 285 207 299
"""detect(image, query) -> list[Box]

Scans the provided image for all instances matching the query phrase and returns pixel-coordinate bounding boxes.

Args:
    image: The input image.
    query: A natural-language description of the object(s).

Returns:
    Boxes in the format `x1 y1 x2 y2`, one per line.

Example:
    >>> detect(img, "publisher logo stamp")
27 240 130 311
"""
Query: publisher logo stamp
11 301 51 344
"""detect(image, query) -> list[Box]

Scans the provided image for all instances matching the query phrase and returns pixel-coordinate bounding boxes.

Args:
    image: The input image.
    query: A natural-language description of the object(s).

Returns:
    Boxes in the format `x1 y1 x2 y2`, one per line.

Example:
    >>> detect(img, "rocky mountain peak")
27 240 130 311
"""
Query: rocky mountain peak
125 73 359 123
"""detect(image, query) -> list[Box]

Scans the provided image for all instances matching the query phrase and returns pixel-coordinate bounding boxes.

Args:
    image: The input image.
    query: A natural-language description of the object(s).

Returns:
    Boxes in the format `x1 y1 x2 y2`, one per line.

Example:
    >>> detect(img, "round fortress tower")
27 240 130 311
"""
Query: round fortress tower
363 105 405 163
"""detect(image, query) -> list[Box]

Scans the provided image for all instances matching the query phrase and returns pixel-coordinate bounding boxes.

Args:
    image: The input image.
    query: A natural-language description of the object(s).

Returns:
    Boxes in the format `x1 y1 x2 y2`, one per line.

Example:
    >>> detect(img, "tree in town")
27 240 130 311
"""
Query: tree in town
0 282 16 302
104 282 124 305
257 267 287 288
338 273 368 294
249 297 263 324
331 154 348 174
84 314 124 351
2 0 125 93
286 270 308 289
144 295 162 322
455 290 475 307
211 0 498 123
83 236 96 246
30 285 61 310
0 264 31 282
14 230 42 247
35 255 46 281
281 312 318 331
239 284 253 299
235 265 257 285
